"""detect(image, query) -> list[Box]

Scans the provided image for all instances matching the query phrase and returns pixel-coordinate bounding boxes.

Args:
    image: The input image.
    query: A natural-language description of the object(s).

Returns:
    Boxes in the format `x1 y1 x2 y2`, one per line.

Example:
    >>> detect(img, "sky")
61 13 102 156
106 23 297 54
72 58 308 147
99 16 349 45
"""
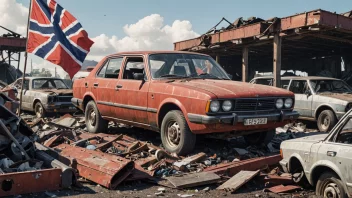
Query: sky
1 0 351 77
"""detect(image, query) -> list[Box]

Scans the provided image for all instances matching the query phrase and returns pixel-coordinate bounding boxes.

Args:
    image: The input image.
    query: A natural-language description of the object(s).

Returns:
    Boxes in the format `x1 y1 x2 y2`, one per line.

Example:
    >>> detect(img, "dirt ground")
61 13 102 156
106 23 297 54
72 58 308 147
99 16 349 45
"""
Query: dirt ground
12 119 321 198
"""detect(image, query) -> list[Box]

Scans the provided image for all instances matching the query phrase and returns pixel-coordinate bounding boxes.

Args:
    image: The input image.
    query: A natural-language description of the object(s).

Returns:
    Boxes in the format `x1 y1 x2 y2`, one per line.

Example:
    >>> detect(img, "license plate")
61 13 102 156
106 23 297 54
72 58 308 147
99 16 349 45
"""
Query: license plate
244 118 267 126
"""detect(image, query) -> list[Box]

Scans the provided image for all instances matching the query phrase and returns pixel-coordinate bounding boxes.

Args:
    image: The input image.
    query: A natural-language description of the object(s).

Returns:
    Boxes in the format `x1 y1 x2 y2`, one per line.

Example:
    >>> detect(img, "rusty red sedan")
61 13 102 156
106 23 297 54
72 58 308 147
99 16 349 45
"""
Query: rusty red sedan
72 51 299 155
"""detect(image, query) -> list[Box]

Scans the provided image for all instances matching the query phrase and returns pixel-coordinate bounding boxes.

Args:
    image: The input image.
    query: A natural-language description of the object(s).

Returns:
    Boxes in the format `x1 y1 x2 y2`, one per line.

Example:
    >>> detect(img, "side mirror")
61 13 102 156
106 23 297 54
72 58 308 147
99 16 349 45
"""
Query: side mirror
133 73 144 80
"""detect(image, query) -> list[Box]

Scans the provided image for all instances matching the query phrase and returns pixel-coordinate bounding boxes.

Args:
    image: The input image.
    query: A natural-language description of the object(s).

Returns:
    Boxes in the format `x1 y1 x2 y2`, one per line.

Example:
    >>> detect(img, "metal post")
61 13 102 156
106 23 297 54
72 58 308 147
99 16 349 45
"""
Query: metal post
16 52 21 79
8 51 11 65
216 55 220 63
242 47 249 82
18 0 32 116
273 34 282 88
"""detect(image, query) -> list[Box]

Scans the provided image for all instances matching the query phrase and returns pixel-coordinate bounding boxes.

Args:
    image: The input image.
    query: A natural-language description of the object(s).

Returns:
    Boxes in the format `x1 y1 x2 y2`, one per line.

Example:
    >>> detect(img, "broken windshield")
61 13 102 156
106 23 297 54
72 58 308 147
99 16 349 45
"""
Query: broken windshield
148 53 230 80
310 80 352 94
32 79 69 89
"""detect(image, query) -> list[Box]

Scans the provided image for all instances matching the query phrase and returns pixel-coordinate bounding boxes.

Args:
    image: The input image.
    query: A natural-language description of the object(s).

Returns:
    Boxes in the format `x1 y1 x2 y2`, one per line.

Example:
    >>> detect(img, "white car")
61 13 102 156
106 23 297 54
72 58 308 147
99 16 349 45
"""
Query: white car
280 108 352 197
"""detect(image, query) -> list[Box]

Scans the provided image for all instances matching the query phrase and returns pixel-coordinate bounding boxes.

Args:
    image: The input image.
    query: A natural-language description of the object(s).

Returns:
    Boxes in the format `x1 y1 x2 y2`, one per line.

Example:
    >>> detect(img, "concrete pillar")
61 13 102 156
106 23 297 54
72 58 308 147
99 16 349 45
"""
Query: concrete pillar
273 34 282 88
242 47 249 82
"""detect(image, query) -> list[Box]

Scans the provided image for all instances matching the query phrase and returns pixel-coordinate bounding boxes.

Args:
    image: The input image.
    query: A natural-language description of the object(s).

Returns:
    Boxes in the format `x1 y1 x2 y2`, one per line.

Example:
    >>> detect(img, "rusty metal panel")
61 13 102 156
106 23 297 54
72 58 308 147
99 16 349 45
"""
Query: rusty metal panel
338 15 352 31
318 10 352 31
219 23 262 42
265 185 301 193
174 38 202 51
0 169 62 196
56 144 134 189
204 155 282 177
0 37 26 49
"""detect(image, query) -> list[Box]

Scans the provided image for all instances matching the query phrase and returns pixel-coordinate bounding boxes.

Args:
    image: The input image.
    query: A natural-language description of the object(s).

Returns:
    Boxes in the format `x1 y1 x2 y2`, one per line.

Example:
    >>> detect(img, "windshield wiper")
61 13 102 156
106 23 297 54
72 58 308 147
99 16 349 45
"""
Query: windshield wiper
196 73 223 80
159 74 186 78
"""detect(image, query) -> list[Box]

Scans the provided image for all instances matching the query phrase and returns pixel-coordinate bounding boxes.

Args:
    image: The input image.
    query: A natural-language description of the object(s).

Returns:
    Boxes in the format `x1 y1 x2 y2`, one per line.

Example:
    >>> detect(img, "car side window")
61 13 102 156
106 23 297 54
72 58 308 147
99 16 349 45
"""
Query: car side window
97 61 109 78
105 57 123 79
289 80 308 94
123 57 145 80
335 117 352 144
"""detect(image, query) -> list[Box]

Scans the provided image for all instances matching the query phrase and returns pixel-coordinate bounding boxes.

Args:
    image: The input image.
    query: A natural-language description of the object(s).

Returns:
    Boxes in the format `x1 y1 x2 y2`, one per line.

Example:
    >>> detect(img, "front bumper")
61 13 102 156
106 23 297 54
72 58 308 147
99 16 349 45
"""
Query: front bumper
44 102 77 113
188 111 299 125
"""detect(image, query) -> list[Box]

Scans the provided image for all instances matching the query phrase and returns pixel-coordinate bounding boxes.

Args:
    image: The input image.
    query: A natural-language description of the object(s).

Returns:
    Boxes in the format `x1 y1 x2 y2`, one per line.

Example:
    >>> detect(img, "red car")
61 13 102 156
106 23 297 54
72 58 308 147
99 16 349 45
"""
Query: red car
72 51 299 155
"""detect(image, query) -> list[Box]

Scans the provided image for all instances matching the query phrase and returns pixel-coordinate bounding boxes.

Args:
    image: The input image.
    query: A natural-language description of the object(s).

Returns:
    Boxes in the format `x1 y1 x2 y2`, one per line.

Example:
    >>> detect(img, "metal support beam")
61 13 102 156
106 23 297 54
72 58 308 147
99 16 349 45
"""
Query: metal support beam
273 34 281 88
216 55 220 63
242 47 249 82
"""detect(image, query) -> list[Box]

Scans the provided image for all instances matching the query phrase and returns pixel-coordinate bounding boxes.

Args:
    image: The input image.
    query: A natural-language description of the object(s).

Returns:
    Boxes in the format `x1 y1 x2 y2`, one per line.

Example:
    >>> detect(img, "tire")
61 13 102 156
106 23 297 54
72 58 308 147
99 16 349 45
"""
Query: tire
244 129 275 146
160 110 196 155
85 100 108 133
34 102 46 118
316 172 347 198
317 110 337 132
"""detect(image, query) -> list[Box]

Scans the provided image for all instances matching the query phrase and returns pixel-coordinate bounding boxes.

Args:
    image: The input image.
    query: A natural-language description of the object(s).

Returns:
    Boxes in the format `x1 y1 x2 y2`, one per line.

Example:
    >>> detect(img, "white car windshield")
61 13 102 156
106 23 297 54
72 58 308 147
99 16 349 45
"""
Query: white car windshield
32 79 68 89
148 53 230 80
310 80 352 94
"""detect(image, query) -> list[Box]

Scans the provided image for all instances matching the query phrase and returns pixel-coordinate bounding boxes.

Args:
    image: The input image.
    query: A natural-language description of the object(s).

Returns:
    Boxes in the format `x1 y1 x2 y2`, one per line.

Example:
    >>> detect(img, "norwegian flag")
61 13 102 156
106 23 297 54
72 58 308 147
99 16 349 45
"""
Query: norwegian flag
27 0 94 78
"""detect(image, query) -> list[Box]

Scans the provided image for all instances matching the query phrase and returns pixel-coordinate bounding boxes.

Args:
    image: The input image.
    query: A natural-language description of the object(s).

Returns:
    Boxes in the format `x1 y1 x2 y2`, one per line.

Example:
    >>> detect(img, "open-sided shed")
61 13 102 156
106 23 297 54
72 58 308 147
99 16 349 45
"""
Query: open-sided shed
174 9 352 87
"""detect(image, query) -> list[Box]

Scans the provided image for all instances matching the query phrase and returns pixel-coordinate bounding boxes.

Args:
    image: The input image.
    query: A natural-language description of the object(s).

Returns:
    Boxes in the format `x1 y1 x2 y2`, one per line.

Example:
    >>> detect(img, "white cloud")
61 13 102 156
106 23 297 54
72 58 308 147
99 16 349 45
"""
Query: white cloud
1 1 199 76
87 14 199 60
0 0 28 36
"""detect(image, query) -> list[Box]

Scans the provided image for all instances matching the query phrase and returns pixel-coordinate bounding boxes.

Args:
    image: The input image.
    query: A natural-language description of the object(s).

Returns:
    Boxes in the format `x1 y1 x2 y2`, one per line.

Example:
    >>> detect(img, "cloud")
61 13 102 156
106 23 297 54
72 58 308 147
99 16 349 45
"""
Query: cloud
87 14 199 60
0 0 28 36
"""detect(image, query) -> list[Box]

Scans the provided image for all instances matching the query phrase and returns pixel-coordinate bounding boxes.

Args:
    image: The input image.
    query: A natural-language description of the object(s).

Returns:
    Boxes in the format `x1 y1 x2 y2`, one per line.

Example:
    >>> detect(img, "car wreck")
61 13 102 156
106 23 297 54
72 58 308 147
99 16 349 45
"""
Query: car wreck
250 76 352 132
72 51 299 155
8 77 76 118
280 108 352 197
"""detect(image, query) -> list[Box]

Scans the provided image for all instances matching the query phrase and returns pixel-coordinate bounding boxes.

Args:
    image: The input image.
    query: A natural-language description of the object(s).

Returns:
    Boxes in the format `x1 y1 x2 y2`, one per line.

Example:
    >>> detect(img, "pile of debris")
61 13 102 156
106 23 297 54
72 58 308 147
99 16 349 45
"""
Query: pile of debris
0 93 76 196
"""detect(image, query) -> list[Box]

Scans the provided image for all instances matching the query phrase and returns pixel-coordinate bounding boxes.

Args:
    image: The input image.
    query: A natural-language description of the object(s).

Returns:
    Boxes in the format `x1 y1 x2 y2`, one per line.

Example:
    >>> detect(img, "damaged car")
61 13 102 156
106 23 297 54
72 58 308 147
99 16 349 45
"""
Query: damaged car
72 51 299 155
280 108 352 198
250 76 352 132
9 77 76 118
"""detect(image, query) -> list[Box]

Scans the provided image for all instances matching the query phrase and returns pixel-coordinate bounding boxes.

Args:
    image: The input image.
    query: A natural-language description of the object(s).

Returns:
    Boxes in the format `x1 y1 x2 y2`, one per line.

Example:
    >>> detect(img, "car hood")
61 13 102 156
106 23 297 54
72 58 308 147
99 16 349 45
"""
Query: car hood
34 89 73 96
171 79 293 98
284 133 328 143
318 93 352 102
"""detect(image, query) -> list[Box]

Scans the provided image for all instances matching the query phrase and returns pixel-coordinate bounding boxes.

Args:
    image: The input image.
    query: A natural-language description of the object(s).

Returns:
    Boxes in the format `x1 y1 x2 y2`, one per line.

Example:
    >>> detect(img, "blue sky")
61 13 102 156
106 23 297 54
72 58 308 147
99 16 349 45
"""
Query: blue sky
18 0 350 39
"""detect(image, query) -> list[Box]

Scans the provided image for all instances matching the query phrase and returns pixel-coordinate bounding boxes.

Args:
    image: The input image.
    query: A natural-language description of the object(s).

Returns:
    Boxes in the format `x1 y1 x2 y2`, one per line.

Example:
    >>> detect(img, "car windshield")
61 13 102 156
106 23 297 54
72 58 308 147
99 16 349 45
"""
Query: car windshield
32 79 69 89
310 80 352 94
148 53 230 80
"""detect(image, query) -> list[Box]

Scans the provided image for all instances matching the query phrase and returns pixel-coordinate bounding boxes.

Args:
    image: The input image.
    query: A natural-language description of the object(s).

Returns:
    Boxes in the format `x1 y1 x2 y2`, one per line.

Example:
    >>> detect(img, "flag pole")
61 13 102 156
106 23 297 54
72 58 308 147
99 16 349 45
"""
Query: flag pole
18 0 33 116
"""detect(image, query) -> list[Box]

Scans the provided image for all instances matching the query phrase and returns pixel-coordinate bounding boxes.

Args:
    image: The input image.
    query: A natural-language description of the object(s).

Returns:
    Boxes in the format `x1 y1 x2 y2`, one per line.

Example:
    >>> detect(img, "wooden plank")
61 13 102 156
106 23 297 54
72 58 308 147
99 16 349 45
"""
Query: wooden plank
166 172 221 189
242 47 249 82
273 33 282 88
173 152 206 171
217 170 260 192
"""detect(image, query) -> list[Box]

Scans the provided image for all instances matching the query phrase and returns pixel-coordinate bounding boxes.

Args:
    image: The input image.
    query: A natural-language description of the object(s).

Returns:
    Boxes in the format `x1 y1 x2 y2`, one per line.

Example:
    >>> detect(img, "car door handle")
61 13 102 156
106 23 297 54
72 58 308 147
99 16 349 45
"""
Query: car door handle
115 85 123 90
85 82 88 88
93 83 99 88
327 151 337 157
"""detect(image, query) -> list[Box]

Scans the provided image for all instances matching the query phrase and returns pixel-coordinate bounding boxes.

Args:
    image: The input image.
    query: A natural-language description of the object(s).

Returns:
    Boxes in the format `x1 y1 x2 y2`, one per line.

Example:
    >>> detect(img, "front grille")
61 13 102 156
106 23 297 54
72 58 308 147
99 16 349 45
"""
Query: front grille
57 96 72 102
234 98 276 112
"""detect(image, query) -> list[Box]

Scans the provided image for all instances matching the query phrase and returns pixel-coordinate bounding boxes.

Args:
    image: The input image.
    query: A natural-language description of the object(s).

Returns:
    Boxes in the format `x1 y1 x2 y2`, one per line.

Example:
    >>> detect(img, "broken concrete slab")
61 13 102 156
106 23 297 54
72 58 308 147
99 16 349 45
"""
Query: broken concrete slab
166 172 220 188
217 170 260 192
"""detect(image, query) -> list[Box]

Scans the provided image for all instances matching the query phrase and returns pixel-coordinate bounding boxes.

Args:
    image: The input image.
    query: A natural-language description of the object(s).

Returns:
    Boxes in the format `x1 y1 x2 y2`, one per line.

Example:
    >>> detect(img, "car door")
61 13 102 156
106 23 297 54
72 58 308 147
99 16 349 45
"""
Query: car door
289 80 313 117
318 114 352 195
113 56 150 124
93 57 124 117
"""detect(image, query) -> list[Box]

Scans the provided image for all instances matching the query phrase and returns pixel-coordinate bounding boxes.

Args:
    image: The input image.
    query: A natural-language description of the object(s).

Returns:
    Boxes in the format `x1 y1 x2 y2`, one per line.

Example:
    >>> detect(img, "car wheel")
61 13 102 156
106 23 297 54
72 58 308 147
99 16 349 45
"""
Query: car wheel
317 110 337 132
85 100 108 133
243 129 275 146
316 172 347 198
161 110 196 155
34 102 46 118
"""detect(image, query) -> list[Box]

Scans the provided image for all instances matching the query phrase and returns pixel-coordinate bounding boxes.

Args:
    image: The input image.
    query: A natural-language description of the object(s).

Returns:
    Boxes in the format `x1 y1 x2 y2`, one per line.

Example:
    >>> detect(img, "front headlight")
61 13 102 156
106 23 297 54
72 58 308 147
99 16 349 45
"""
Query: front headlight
210 101 220 112
222 100 232 112
276 99 284 109
284 98 293 108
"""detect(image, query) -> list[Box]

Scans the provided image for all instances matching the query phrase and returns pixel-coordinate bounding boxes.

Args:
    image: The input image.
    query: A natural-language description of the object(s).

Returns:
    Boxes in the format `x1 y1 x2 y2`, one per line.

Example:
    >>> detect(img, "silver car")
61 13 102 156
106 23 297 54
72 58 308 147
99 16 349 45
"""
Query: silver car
9 77 76 118
250 76 352 132
280 108 352 197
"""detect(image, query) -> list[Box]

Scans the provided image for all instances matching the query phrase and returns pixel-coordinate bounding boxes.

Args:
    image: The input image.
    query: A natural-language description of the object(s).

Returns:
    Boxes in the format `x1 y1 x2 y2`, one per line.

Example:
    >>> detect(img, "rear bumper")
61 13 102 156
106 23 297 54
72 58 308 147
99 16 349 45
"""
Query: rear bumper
188 111 299 125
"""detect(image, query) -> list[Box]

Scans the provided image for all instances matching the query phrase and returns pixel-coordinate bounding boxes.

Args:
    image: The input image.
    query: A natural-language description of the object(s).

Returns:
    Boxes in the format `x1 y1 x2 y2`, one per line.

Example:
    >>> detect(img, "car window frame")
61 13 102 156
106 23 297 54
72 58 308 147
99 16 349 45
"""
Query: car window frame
105 57 124 79
329 115 352 144
288 80 311 94
121 55 148 81
95 56 124 79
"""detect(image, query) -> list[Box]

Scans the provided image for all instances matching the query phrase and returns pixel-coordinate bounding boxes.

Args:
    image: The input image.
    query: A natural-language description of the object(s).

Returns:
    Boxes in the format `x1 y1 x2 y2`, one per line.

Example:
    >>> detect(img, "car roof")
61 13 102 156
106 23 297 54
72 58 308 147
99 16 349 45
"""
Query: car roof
253 76 339 81
106 50 209 57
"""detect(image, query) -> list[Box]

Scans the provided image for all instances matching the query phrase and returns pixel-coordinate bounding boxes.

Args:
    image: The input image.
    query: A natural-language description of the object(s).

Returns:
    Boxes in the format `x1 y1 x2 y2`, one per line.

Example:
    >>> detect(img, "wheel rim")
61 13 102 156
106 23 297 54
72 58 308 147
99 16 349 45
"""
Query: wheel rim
323 182 341 198
35 104 43 118
87 106 97 127
321 114 330 131
165 120 181 148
